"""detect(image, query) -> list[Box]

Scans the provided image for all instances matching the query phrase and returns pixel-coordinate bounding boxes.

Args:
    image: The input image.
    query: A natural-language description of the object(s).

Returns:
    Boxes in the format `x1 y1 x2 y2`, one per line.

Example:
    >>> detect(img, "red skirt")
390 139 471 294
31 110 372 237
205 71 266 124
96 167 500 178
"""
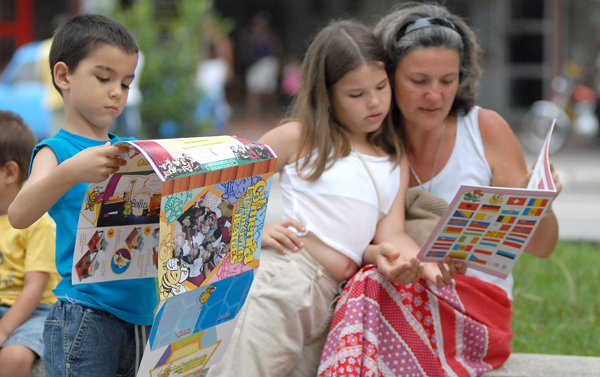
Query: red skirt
318 265 514 377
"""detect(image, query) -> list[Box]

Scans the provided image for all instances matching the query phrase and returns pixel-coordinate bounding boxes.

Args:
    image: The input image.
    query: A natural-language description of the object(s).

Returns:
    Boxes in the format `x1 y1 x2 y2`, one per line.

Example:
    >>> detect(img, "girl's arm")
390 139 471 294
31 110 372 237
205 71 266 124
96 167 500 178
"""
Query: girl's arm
369 156 465 287
479 109 561 259
257 122 307 253
367 156 423 284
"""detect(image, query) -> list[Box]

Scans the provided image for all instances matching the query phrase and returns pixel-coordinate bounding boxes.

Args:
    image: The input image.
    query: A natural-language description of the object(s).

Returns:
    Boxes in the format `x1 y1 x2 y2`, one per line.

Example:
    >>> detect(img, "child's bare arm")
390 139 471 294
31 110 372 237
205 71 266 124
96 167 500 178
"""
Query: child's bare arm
9 143 130 229
0 271 48 347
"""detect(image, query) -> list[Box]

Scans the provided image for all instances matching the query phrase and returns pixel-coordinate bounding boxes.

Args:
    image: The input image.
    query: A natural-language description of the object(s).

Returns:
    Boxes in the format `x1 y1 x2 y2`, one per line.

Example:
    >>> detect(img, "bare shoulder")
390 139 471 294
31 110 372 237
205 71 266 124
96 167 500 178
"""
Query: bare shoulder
477 108 521 154
258 121 304 170
477 108 528 186
28 146 59 183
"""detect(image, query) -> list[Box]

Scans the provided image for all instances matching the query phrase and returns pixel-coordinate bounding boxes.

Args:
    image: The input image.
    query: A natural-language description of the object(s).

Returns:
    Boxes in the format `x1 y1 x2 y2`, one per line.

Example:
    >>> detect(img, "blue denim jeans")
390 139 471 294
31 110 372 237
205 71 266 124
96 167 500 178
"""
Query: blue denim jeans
43 301 152 377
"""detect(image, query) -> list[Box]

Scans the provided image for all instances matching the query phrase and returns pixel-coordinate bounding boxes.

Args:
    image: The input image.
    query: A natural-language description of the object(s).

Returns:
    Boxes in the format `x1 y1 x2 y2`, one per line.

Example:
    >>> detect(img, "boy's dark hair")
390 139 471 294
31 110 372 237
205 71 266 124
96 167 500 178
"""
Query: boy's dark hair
0 111 38 183
49 13 139 93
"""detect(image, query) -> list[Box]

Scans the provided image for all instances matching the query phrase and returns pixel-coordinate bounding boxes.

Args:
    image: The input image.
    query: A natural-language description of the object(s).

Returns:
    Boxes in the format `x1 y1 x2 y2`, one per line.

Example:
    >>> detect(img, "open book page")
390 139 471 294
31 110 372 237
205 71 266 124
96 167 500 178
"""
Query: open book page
417 123 556 279
70 136 276 375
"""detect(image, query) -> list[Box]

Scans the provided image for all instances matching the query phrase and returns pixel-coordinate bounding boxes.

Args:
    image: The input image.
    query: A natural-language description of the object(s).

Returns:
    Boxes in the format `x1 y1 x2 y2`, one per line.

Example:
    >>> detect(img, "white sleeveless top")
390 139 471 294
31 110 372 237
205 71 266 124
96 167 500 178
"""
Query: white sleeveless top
421 106 514 299
280 150 400 265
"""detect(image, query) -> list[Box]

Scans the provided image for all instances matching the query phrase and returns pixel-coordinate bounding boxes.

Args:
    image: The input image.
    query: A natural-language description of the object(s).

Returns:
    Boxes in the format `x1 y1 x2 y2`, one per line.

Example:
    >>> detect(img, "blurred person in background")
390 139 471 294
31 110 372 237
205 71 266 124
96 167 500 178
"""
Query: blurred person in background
244 12 282 120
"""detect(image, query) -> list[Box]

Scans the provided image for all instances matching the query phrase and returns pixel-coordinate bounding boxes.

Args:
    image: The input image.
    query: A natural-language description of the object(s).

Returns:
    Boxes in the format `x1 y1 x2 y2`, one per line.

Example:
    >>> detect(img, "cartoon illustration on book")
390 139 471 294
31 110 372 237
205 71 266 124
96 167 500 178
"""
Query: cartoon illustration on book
418 124 557 279
71 135 276 376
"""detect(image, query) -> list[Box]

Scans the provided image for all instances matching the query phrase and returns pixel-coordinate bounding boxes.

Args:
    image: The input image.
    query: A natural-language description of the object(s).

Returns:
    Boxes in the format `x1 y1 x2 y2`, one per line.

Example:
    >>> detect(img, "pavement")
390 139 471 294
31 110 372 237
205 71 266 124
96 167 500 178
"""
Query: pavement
227 117 600 243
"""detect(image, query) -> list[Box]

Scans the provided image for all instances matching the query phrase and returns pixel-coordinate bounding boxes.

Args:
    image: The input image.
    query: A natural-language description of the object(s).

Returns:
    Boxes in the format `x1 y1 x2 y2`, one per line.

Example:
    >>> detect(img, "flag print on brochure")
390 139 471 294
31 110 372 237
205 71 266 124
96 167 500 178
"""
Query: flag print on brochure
418 125 556 278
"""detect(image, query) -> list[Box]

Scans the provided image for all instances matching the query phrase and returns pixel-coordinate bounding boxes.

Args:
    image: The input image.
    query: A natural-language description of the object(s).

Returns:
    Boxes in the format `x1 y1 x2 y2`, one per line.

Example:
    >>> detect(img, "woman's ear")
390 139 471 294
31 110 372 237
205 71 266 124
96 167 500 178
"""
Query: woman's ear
53 62 70 92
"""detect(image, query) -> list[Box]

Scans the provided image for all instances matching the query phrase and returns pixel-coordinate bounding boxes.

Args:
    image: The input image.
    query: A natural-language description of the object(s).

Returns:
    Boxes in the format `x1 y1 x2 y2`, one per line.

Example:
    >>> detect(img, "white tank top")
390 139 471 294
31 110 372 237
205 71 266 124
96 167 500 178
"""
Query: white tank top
280 150 400 265
421 106 514 299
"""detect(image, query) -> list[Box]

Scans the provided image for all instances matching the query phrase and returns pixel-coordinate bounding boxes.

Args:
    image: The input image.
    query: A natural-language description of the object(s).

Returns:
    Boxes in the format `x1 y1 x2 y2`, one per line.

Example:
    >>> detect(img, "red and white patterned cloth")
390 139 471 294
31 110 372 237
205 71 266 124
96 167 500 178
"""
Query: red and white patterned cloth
318 265 513 377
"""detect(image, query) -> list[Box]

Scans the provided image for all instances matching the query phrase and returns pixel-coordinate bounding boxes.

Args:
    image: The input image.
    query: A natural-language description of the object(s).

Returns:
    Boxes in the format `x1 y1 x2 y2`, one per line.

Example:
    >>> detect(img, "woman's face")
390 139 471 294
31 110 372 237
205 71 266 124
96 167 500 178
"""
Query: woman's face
394 47 460 131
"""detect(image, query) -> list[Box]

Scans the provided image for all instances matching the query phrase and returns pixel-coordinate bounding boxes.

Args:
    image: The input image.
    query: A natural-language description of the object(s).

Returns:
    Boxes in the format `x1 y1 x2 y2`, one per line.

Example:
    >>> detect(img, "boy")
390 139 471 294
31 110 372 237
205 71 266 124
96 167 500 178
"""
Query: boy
8 14 157 376
0 111 59 377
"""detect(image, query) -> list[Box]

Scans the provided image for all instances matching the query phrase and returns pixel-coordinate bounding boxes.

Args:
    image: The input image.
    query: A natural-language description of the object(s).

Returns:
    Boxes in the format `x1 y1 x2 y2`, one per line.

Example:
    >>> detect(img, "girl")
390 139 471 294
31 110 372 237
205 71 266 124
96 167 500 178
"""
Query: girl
203 20 445 377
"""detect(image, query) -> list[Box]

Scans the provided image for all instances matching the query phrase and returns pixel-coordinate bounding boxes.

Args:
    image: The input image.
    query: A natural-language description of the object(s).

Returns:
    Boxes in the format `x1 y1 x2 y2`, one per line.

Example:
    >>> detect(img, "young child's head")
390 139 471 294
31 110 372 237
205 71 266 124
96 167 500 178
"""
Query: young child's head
50 13 139 94
0 111 38 186
289 20 403 180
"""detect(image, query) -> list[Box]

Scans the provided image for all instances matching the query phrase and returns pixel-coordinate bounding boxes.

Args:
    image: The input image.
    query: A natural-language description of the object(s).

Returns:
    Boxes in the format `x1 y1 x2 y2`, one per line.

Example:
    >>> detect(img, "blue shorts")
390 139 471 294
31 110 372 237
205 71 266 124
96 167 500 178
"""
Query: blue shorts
0 303 52 357
43 301 152 377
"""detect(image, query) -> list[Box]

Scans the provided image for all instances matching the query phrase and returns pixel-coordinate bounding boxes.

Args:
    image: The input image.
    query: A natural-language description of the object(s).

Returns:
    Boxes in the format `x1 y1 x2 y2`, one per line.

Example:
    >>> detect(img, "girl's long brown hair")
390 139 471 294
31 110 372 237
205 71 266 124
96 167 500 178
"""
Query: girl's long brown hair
282 20 404 181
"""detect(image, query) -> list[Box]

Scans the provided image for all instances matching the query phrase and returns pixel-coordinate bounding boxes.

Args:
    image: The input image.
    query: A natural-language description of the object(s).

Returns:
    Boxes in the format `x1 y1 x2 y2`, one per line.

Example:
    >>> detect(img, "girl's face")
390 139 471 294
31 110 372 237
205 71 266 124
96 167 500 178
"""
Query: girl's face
330 62 391 143
394 47 460 132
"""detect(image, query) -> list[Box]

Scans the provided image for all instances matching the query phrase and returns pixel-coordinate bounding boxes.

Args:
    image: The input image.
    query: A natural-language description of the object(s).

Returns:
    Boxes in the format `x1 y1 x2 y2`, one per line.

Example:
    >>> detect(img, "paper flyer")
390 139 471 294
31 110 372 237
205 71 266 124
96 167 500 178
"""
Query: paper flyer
71 136 276 376
417 123 557 278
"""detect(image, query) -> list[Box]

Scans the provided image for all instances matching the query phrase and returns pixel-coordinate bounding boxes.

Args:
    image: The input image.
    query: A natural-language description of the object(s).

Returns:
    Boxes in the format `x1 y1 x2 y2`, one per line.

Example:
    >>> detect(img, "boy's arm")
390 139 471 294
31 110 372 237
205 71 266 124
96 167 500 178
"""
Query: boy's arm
0 271 48 347
8 143 130 229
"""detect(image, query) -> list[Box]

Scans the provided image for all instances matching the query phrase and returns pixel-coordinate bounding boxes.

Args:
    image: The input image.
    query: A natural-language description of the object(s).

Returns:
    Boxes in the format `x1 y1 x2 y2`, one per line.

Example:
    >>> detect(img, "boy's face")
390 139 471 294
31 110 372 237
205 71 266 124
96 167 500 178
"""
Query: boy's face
63 44 138 134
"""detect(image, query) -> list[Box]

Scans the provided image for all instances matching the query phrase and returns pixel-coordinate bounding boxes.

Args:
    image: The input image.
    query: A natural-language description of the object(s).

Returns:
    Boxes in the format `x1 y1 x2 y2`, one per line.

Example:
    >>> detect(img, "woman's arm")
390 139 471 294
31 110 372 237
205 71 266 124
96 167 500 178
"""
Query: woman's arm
478 108 561 259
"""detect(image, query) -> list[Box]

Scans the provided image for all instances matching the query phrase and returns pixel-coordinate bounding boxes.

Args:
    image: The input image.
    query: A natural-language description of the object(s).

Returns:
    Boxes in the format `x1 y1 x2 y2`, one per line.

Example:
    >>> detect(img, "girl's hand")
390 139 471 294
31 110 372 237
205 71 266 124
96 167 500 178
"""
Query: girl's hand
374 242 423 284
261 219 306 254
422 257 466 288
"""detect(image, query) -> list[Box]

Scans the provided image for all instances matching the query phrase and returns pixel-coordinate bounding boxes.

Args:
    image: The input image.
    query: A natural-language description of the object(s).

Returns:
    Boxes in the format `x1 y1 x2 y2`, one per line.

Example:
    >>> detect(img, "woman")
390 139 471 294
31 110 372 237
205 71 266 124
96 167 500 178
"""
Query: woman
318 2 562 376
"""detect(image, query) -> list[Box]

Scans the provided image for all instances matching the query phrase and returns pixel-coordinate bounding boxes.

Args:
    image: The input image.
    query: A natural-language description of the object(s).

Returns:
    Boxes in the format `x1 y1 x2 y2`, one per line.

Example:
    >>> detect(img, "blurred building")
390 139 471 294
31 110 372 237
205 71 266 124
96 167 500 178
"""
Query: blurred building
0 0 79 71
215 0 600 128
4 0 600 128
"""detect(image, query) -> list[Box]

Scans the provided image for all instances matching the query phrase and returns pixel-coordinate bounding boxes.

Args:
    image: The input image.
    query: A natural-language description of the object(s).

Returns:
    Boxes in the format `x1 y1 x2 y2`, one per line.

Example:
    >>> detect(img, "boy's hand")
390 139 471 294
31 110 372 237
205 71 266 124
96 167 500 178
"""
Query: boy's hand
62 142 130 184
374 242 423 284
422 257 466 288
261 219 305 254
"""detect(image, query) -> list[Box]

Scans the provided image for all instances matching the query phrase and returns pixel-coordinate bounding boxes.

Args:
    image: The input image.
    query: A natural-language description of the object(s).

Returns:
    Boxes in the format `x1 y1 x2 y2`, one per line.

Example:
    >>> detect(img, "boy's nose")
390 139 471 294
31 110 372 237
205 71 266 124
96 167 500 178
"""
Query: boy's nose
110 85 123 99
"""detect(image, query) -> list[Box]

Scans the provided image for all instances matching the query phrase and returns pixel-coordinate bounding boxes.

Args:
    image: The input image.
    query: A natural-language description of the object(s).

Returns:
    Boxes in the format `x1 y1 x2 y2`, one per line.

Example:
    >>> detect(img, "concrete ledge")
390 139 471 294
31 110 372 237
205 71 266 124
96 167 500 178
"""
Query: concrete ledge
34 353 600 377
483 353 600 377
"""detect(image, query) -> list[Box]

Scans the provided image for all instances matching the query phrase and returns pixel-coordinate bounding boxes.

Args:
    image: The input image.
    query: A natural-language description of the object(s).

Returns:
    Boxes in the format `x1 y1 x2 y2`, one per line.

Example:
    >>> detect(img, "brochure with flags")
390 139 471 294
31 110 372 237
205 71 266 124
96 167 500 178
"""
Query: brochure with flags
417 123 557 279
70 135 276 376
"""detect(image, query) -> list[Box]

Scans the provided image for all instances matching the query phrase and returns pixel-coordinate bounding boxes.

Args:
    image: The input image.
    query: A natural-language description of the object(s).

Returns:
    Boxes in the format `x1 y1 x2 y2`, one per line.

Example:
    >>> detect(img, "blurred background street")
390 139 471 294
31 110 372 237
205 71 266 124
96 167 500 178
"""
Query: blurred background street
1 0 598 243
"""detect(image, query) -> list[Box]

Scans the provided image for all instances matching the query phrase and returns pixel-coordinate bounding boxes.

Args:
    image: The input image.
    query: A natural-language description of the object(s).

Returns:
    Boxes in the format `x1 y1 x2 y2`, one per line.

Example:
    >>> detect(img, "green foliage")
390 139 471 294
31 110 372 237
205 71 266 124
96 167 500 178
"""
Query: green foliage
511 241 600 355
113 0 213 138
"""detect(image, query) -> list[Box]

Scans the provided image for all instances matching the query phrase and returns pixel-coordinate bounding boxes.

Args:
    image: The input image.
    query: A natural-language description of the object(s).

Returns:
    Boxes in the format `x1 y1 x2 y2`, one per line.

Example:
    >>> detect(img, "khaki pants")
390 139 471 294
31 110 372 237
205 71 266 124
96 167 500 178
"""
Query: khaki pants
203 246 343 377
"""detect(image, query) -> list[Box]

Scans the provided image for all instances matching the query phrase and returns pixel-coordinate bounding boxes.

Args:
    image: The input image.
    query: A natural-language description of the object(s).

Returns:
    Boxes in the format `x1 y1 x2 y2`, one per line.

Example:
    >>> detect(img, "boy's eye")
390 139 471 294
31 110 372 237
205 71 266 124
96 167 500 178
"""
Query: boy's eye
377 83 388 90
349 93 363 98
97 77 109 83
122 84 131 90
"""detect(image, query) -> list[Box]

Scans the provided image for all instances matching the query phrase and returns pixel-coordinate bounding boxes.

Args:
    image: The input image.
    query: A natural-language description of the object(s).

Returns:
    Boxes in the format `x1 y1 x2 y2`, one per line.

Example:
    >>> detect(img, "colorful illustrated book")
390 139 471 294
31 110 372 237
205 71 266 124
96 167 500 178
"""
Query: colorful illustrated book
71 136 276 376
417 124 557 279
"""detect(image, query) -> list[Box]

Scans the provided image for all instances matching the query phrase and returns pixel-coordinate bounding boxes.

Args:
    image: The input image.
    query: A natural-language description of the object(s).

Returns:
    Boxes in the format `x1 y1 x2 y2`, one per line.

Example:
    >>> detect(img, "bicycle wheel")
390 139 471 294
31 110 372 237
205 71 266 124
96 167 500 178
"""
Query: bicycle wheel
520 100 571 154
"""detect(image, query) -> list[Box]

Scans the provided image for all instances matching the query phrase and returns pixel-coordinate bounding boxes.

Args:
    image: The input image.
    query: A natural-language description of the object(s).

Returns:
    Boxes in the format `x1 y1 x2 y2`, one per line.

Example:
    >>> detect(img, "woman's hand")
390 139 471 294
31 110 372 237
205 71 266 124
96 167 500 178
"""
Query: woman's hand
261 219 306 254
422 257 466 288
520 160 563 198
372 242 423 284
